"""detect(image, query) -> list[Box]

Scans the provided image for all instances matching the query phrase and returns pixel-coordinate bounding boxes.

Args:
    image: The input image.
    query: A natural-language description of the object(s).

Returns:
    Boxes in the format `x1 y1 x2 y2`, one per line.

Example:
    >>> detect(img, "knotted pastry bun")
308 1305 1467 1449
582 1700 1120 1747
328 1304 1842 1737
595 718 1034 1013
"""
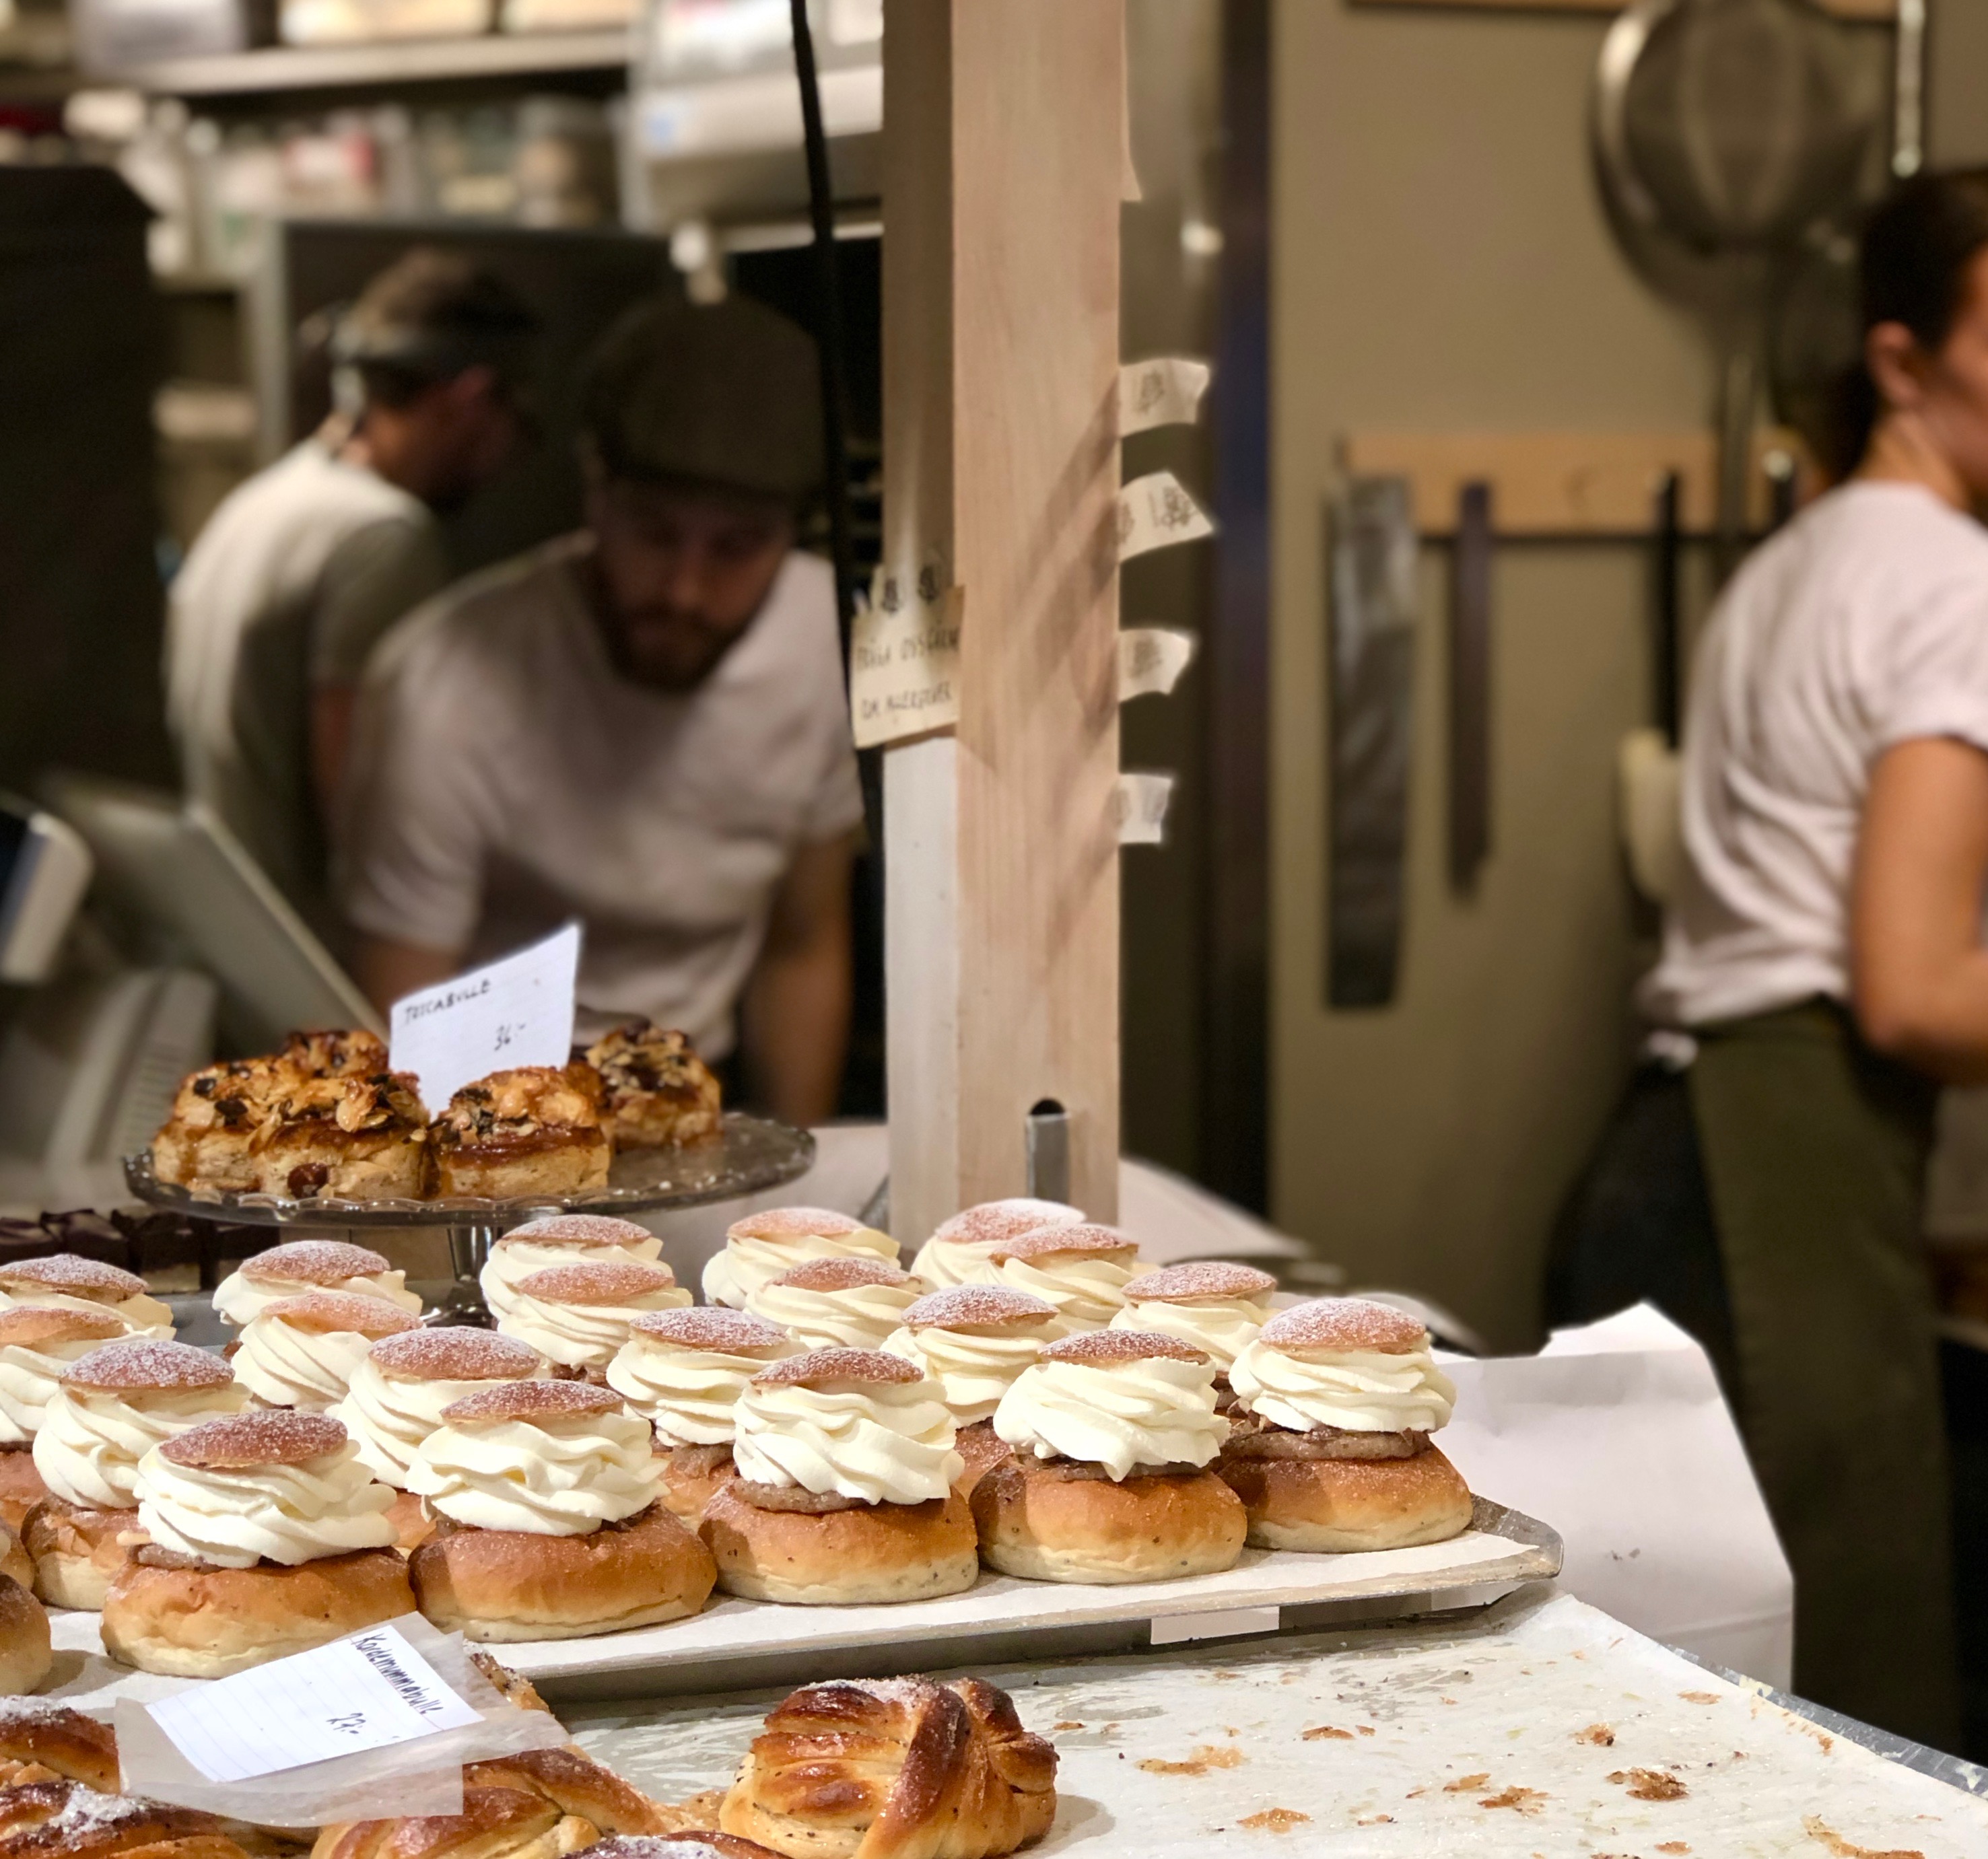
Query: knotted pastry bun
580 1839 779 1859
0 1701 119 1790
465 1749 675 1837
0 1782 251 1859
311 1786 597 1859
720 1677 1056 1859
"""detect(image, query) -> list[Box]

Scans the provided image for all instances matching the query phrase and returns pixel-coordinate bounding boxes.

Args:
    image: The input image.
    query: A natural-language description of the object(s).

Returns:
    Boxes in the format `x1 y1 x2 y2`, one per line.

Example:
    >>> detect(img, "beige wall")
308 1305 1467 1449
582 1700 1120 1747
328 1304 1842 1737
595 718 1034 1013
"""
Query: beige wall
1268 0 1711 1349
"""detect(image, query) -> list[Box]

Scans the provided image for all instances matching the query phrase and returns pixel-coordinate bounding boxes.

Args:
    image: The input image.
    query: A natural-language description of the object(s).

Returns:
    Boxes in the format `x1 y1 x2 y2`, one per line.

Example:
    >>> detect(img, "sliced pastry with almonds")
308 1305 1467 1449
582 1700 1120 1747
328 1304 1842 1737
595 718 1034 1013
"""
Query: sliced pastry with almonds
149 1055 292 1193
431 1066 612 1200
585 1022 723 1150
251 1069 429 1201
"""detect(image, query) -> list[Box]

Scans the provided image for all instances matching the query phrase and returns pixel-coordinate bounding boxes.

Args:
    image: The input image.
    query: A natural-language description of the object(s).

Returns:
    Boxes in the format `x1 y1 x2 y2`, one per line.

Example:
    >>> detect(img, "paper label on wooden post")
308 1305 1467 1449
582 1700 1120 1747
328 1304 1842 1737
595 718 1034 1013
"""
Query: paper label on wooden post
852 561 963 749
388 923 580 1106
1117 471 1216 561
1119 359 1211 435
1112 772 1175 847
1119 628 1197 702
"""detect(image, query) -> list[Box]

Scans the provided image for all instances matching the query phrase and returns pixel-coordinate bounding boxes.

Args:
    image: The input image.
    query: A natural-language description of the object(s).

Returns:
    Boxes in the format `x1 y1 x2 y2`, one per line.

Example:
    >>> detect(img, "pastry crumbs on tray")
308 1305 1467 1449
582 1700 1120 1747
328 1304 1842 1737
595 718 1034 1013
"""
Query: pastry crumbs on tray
1137 1745 1247 1776
1801 1817 1925 1859
1607 1767 1688 1800
1478 1786 1546 1813
1679 1690 1721 1704
1655 1845 1690 1855
1052 1721 1085 1732
1301 1726 1353 1741
1442 1772 1490 1792
1573 1723 1616 1745
1237 1809 1310 1833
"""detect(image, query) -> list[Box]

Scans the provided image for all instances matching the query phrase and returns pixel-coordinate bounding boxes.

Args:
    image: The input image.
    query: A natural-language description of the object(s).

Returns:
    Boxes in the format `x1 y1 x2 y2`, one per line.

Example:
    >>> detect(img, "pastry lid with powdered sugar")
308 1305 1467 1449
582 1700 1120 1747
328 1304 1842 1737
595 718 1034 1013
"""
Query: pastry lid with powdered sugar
753 1347 924 1389
1255 1296 1428 1355
493 1214 657 1251
254 1292 419 1339
441 1379 625 1426
989 1224 1139 1265
234 1240 395 1286
63 1339 234 1393
512 1261 681 1305
0 1256 147 1302
367 1327 541 1382
930 1199 1084 1247
158 1408 349 1469
727 1207 870 1241
1122 1261 1277 1305
629 1308 792 1354
901 1285 1058 1332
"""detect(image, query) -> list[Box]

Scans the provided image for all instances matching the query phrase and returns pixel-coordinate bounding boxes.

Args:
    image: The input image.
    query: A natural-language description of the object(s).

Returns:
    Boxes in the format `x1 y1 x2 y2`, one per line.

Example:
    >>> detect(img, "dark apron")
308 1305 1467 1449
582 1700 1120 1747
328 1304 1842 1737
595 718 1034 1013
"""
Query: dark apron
1689 999 1958 1749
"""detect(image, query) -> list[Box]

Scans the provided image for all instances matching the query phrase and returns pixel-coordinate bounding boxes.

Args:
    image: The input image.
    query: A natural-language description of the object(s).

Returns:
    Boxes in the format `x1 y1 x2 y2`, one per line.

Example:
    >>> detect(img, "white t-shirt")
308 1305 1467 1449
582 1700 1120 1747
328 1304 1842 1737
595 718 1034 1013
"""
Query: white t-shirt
337 534 862 1058
1645 481 1988 1030
165 441 446 926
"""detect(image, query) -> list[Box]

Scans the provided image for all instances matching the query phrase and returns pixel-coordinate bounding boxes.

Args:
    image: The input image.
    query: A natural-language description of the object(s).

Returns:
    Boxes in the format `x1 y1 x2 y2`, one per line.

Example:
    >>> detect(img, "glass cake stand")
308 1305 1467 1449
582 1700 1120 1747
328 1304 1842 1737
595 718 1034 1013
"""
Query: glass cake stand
123 1113 815 1325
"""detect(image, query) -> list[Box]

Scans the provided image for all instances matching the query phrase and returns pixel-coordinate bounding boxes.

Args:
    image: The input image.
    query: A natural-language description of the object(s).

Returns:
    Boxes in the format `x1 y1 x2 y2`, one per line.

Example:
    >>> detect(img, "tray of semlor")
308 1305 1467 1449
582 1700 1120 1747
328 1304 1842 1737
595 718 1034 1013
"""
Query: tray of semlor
122 1114 815 1229
40 1497 1557 1707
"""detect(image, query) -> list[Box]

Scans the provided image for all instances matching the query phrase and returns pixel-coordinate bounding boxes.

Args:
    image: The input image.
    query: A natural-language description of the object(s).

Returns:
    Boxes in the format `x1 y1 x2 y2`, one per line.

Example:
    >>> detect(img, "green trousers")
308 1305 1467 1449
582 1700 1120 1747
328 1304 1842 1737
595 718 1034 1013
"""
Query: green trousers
1689 1000 1959 1749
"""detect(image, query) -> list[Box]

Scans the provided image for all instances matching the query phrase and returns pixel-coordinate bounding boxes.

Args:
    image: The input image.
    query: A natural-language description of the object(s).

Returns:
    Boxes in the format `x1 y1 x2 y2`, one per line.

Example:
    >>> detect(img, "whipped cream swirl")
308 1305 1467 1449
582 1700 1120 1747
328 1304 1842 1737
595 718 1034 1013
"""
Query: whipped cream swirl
745 1276 923 1352
1230 1338 1455 1435
881 1324 1048 1426
703 1221 897 1309
606 1333 798 1449
732 1377 961 1505
330 1358 526 1487
133 1436 397 1568
408 1408 661 1535
495 1279 691 1370
232 1317 377 1413
988 1254 1138 1338
480 1232 662 1323
214 1268 419 1327
0 1337 117 1445
1108 1292 1272 1374
993 1354 1226 1480
33 1382 250 1510
0 1290 174 1341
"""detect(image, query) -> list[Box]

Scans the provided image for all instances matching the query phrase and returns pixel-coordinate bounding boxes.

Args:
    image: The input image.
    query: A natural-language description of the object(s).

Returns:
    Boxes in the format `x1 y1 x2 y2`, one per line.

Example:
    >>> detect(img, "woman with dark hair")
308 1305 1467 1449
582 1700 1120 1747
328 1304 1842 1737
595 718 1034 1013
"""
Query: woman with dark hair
1554 170 1988 1751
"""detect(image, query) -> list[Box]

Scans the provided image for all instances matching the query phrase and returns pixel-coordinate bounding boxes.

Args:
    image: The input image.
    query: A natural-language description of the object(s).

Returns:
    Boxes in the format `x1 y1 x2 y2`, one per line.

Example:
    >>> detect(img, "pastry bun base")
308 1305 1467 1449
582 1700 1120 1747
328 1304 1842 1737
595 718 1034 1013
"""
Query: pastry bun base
100 1549 416 1677
384 1489 434 1554
971 1459 1246 1584
410 1503 715 1642
656 1445 734 1524
22 1497 133 1611
1216 1443 1473 1552
0 1452 48 1537
701 1484 980 1606
0 1574 50 1696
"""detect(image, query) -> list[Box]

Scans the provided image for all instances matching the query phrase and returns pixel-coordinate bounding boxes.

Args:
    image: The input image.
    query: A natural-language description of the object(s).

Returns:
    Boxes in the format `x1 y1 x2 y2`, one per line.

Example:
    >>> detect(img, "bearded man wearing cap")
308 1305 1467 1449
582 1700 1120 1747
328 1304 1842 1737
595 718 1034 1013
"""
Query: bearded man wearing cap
166 248 535 930
337 294 859 1127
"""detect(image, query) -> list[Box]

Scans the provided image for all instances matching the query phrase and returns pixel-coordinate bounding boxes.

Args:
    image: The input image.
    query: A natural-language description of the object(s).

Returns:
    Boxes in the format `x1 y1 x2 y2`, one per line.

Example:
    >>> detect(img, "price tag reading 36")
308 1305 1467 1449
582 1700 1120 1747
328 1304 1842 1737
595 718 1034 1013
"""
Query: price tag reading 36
145 1623 483 1783
388 923 582 1107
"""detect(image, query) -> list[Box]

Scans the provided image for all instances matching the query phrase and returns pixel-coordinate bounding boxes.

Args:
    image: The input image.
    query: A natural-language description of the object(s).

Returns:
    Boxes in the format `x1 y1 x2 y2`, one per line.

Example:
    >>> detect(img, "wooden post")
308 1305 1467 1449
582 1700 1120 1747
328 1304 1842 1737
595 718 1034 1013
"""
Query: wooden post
881 0 1125 1242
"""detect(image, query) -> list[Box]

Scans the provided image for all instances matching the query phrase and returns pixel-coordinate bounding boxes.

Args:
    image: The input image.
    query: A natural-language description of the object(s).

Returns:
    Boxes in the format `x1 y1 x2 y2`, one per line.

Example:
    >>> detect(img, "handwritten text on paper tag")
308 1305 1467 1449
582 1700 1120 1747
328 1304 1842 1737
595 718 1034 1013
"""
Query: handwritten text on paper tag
1117 471 1216 562
389 923 580 1106
146 1623 482 1783
1119 359 1211 436
852 561 963 750
1111 773 1176 847
1119 628 1198 702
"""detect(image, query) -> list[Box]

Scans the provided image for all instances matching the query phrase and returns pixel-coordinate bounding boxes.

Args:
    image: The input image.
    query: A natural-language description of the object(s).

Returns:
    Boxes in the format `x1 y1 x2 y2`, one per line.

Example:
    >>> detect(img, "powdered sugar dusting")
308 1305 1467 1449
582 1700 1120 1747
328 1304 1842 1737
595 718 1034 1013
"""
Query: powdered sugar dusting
0 1255 145 1299
441 1379 623 1424
727 1206 864 1240
65 1338 234 1392
931 1199 1085 1247
259 1292 419 1337
1044 1329 1207 1366
497 1215 656 1249
1123 1262 1278 1303
371 1328 541 1381
0 1699 102 1735
1258 1296 1427 1355
8 1782 215 1842
990 1223 1138 1265
242 1240 391 1283
767 1257 912 1292
846 1675 942 1708
753 1347 922 1388
514 1261 677 1302
630 1308 791 1353
903 1285 1058 1330
161 1408 346 1469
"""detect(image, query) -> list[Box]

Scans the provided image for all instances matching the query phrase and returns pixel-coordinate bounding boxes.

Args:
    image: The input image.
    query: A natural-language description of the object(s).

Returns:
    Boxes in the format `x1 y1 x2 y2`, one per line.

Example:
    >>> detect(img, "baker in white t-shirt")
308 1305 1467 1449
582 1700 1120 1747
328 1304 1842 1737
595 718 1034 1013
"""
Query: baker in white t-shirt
1553 172 1988 1749
338 295 860 1126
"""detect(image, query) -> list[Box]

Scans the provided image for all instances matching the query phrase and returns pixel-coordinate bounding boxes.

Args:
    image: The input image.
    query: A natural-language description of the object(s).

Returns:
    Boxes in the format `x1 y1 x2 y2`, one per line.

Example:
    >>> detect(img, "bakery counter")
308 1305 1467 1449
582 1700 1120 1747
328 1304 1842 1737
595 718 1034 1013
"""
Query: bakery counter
565 1584 1988 1855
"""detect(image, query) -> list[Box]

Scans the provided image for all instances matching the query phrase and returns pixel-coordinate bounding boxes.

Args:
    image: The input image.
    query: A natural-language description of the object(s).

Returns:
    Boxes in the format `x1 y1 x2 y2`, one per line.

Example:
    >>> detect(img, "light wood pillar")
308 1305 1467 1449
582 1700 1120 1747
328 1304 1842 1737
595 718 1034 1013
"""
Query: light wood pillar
881 0 1126 1242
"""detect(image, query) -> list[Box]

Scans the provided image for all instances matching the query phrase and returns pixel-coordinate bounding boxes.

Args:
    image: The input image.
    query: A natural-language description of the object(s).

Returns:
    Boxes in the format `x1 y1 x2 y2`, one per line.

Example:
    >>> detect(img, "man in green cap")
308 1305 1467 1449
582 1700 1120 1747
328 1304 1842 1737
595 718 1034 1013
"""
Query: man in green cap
337 294 858 1125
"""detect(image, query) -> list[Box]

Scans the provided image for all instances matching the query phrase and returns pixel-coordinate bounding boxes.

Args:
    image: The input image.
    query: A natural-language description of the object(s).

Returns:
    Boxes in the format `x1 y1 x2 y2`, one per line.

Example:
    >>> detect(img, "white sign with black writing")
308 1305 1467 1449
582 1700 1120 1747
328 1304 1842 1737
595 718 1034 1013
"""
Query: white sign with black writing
145 1621 483 1784
1118 627 1197 702
1112 772 1175 847
1118 358 1210 436
1116 471 1216 562
852 559 963 750
388 923 580 1106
